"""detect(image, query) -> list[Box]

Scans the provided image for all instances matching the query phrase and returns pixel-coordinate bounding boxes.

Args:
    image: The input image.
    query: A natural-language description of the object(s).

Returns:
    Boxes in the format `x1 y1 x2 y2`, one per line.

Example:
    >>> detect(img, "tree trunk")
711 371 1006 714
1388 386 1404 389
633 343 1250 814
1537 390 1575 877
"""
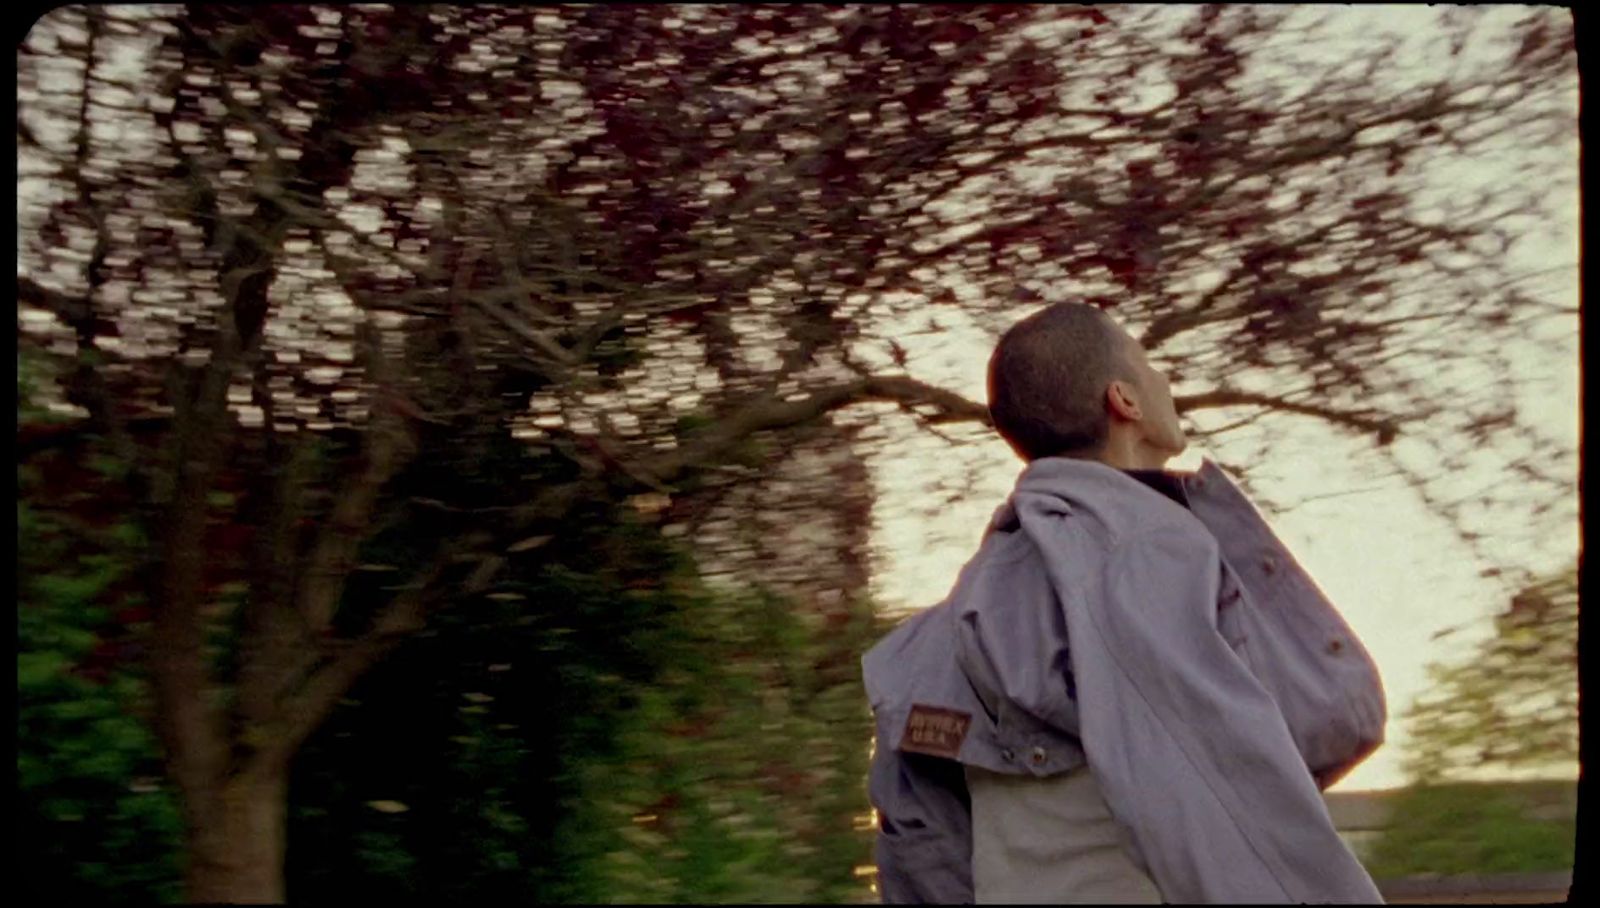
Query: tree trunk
184 771 289 904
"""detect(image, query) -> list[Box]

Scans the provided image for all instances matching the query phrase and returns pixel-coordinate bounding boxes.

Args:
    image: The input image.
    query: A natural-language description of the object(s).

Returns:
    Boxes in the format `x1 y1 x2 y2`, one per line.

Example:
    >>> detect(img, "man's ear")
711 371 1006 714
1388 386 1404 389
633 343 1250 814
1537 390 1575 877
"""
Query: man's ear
1106 380 1142 422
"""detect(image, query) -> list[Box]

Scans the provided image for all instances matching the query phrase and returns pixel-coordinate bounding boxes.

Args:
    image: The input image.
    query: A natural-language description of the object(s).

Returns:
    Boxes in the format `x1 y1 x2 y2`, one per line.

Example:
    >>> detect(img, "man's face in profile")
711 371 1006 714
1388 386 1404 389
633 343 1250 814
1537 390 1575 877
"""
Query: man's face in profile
1112 321 1188 457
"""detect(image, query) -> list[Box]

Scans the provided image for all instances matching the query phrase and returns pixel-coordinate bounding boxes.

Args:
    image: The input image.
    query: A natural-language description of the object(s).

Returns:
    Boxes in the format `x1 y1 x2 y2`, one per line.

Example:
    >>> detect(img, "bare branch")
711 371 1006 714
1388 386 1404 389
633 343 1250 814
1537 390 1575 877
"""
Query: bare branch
1176 388 1399 442
644 375 989 485
257 557 444 771
297 322 418 636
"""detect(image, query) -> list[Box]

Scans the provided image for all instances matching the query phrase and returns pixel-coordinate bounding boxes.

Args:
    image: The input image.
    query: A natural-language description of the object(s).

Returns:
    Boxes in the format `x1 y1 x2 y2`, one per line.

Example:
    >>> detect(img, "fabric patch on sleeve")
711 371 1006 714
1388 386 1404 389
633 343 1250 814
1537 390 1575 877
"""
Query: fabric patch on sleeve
899 705 971 759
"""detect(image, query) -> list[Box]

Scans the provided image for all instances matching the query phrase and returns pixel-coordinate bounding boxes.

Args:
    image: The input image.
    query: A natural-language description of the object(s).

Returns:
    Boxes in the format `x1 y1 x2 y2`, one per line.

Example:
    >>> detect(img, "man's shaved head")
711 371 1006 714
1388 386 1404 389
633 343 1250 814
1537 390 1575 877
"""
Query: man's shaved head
987 302 1136 462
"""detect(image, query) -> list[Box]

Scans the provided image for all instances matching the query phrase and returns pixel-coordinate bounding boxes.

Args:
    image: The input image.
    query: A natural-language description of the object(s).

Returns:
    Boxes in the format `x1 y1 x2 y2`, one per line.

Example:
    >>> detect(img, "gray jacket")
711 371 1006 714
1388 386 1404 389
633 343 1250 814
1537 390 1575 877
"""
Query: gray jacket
863 458 1386 903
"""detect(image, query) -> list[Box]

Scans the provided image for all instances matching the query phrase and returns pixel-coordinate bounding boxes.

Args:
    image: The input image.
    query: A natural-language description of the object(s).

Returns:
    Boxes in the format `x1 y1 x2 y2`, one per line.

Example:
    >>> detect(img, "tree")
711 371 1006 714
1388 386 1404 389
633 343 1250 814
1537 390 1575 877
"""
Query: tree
17 5 1576 900
1400 564 1579 784
1357 564 1579 880
279 515 879 903
17 430 880 903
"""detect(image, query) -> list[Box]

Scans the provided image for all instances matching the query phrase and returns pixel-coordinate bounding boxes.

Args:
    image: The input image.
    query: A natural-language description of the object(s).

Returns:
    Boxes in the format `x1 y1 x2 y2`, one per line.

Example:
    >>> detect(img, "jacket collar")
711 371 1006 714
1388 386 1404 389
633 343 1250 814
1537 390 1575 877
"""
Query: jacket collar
1123 469 1191 508
1005 456 1194 515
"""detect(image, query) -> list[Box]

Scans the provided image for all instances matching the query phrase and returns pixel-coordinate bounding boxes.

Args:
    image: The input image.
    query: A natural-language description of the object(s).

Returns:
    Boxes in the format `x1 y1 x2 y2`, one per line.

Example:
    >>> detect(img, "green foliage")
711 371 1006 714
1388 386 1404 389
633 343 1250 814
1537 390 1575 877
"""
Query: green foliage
287 516 877 903
1364 565 1579 881
17 345 63 423
1400 564 1578 783
673 411 717 437
20 399 881 903
554 588 879 904
1362 783 1576 878
18 469 184 904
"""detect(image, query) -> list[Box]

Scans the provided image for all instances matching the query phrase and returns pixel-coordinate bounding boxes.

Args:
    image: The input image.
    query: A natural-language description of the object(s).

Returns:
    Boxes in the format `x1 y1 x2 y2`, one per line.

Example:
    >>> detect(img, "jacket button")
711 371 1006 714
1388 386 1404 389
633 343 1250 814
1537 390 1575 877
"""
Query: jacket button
1000 748 1015 762
1328 638 1344 655
1030 747 1048 766
1262 557 1279 575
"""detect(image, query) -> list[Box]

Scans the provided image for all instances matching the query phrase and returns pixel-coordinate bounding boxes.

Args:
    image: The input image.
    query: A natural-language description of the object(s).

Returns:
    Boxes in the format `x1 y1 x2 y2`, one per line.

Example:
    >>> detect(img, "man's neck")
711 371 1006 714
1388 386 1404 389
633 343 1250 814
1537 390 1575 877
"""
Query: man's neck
1091 435 1171 472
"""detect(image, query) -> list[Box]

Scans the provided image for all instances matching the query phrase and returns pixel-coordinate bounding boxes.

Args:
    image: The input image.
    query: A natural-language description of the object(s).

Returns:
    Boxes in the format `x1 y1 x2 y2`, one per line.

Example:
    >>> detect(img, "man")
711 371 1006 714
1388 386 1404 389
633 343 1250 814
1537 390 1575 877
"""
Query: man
863 303 1386 903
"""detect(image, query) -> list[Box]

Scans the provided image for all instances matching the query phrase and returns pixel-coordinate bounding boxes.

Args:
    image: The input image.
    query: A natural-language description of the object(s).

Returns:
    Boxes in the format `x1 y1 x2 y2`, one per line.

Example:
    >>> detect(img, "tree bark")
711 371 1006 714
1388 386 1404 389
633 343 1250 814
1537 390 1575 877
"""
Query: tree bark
184 770 290 904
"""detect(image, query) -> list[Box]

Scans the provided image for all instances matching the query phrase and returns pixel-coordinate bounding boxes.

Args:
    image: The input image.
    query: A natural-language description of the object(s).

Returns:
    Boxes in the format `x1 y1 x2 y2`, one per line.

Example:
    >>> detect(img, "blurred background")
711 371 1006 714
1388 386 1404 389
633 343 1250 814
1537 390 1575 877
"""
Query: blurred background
17 4 1578 904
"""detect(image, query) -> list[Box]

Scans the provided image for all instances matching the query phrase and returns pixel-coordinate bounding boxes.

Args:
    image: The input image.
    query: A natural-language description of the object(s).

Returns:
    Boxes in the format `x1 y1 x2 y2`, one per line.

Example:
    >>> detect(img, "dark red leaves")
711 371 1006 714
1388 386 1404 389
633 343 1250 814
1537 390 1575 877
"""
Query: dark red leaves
1352 193 1399 210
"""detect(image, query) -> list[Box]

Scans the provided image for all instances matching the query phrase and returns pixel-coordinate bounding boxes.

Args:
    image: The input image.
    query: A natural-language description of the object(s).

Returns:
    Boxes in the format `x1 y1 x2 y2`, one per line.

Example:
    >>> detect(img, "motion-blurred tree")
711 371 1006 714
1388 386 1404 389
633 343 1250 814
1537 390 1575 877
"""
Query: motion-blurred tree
17 4 1576 900
1401 564 1579 784
1357 564 1579 880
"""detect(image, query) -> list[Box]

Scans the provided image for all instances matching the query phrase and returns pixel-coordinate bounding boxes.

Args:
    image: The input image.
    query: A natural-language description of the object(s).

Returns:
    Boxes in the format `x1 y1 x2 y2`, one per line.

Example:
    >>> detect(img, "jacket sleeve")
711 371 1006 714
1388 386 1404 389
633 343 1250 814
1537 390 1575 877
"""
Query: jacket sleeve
1188 461 1386 791
869 744 973 904
863 605 976 905
1056 522 1383 904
